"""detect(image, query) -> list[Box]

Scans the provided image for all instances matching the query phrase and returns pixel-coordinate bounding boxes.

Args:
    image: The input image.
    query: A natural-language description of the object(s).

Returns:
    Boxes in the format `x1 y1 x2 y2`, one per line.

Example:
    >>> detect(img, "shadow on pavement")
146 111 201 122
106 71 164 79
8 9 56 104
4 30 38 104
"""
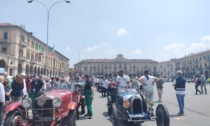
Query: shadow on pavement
169 114 179 118
102 112 111 122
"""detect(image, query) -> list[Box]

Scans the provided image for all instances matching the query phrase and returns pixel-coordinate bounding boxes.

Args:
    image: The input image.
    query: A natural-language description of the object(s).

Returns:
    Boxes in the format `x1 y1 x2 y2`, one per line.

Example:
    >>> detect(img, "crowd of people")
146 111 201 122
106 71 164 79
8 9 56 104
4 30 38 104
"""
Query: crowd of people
0 72 81 125
0 69 209 125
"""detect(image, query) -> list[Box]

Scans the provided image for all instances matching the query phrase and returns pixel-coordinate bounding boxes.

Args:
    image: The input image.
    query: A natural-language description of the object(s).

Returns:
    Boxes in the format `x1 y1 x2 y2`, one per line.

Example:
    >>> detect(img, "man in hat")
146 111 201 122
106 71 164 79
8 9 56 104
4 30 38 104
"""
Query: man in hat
172 70 186 116
83 75 94 119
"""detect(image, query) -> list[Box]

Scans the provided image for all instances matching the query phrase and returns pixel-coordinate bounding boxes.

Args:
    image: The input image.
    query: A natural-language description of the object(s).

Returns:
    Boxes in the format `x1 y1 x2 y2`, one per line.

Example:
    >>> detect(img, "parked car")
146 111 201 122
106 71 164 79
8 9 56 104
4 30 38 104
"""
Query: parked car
107 87 170 126
4 83 81 126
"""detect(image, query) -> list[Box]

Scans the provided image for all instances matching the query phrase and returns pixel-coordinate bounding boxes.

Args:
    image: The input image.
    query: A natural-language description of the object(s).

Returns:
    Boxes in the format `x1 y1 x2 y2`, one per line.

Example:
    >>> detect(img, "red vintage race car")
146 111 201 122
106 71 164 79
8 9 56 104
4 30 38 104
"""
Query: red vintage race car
4 83 84 126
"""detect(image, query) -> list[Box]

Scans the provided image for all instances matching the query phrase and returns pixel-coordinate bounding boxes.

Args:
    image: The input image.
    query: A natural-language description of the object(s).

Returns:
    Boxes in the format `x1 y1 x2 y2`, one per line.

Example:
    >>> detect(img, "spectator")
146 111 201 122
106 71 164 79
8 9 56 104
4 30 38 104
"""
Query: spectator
21 73 28 97
172 70 186 116
83 75 94 119
139 70 159 116
25 77 31 93
101 78 109 97
3 80 12 121
50 77 55 89
156 73 164 102
116 70 131 89
195 75 201 95
0 76 5 125
200 75 207 94
11 75 24 102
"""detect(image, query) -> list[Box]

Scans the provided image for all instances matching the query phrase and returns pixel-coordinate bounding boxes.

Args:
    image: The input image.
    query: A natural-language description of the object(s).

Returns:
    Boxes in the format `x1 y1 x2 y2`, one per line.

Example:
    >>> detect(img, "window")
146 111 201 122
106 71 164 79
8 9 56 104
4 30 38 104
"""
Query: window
27 51 30 59
31 41 34 48
20 35 25 43
31 53 34 60
2 46 7 53
19 49 23 57
3 32 8 39
35 44 38 50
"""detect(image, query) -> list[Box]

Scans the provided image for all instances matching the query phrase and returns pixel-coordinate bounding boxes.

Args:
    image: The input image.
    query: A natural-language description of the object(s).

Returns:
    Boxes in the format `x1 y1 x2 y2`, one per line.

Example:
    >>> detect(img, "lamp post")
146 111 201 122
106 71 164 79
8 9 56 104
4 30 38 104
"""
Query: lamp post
78 47 87 75
27 0 70 76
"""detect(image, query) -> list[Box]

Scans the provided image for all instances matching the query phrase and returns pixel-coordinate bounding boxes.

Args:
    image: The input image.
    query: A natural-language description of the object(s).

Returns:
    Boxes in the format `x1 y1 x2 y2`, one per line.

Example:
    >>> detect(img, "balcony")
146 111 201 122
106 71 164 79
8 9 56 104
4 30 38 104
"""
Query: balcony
19 56 27 62
30 60 36 65
0 39 11 44
19 41 27 47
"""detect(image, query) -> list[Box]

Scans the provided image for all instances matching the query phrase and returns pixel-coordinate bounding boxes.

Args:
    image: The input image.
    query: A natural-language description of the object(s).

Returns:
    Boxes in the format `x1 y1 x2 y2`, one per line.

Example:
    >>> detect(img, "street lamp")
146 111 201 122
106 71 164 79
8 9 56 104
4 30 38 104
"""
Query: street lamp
79 47 88 62
27 0 70 76
78 47 87 75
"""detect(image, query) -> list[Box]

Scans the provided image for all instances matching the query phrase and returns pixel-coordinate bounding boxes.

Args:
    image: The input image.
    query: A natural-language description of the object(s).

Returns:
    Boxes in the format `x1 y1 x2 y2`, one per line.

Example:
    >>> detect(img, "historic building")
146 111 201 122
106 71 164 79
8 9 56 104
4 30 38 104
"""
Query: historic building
178 50 210 79
157 59 176 78
0 23 69 77
74 54 158 79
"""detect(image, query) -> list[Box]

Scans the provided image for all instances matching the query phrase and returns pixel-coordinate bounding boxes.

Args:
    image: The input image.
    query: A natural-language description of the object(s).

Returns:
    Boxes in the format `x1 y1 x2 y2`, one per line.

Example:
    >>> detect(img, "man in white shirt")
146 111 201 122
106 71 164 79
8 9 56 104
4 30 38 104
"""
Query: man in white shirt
116 70 131 89
102 79 110 97
139 70 159 117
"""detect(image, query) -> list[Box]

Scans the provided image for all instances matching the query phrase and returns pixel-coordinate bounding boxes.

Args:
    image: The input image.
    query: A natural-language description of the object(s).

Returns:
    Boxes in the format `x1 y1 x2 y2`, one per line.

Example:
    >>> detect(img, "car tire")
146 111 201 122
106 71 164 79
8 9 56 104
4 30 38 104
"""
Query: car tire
66 110 77 126
4 110 23 126
107 96 112 115
156 104 170 126
140 94 147 113
111 104 118 126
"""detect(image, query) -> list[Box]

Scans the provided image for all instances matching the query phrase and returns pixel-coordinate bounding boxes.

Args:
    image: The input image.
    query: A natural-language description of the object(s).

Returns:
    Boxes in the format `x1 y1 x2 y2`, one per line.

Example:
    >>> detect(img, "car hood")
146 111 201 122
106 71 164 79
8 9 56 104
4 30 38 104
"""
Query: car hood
118 89 138 98
44 90 73 99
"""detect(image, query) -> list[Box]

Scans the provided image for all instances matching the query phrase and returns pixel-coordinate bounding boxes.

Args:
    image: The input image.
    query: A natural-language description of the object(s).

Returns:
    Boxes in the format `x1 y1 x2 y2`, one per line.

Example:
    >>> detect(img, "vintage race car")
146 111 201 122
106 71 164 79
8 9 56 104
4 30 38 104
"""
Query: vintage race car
107 87 170 126
4 83 81 126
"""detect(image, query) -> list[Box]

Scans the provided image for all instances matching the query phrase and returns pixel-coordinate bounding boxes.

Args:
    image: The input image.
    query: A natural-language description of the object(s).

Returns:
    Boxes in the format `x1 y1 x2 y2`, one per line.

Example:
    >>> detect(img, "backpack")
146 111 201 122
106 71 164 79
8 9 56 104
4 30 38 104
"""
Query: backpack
197 79 201 85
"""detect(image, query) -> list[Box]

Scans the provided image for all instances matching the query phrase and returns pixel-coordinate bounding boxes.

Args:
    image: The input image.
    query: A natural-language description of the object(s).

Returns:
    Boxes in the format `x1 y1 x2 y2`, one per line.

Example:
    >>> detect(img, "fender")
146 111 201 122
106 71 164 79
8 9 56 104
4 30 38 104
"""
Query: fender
68 102 77 110
4 102 25 112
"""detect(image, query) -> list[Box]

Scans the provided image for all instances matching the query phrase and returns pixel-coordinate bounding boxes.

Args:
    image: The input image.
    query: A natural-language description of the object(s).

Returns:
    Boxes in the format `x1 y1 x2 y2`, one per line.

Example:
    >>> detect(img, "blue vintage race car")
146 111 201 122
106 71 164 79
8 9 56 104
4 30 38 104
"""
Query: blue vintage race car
107 87 170 126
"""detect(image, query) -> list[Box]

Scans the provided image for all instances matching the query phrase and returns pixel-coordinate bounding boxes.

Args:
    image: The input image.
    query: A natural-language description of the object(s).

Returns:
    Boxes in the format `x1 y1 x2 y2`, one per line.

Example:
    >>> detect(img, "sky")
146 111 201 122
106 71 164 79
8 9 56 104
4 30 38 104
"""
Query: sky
1 0 210 67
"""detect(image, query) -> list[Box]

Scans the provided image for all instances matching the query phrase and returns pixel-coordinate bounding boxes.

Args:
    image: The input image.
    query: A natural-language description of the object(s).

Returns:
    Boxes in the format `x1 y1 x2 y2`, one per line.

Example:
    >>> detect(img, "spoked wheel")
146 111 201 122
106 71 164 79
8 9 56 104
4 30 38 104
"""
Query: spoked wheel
107 96 112 115
4 110 23 126
111 104 118 126
156 104 170 126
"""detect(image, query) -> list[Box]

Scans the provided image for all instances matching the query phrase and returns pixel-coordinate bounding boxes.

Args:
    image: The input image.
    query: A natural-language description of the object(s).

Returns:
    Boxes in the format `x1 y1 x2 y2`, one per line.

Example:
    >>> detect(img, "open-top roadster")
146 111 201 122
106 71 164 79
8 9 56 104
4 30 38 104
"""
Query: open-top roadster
4 82 83 126
107 87 170 126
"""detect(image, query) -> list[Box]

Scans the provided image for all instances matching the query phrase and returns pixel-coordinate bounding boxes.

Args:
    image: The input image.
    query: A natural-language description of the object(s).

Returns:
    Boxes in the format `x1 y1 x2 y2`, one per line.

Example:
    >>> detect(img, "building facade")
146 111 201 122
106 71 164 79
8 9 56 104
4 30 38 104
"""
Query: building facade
0 23 69 77
178 50 210 79
74 54 158 79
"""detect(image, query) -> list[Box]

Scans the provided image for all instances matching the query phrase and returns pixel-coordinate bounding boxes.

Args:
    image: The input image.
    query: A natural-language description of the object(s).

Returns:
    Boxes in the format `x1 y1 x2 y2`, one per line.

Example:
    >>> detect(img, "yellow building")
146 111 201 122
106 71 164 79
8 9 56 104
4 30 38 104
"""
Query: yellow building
0 23 69 77
74 54 158 79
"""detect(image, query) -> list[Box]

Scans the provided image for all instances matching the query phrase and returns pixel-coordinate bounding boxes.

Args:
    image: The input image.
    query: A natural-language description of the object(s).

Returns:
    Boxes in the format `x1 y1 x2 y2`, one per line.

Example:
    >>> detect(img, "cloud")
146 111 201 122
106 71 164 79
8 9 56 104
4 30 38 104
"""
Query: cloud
163 43 186 59
185 42 206 52
131 48 143 55
117 28 127 36
164 43 185 52
201 35 210 42
86 45 98 52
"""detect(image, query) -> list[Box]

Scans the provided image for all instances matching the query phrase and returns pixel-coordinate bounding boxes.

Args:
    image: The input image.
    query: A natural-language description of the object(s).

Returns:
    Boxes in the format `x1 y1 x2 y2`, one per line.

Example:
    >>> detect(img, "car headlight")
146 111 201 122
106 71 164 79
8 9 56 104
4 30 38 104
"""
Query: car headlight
53 97 62 108
123 101 130 108
22 97 32 108
37 98 46 107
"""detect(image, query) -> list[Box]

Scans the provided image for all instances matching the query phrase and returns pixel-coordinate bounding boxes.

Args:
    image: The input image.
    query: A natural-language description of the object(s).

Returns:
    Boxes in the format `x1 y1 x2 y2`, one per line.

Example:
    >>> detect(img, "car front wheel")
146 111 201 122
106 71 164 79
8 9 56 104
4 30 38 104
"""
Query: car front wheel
111 104 118 126
156 104 170 126
66 110 77 126
4 110 23 126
